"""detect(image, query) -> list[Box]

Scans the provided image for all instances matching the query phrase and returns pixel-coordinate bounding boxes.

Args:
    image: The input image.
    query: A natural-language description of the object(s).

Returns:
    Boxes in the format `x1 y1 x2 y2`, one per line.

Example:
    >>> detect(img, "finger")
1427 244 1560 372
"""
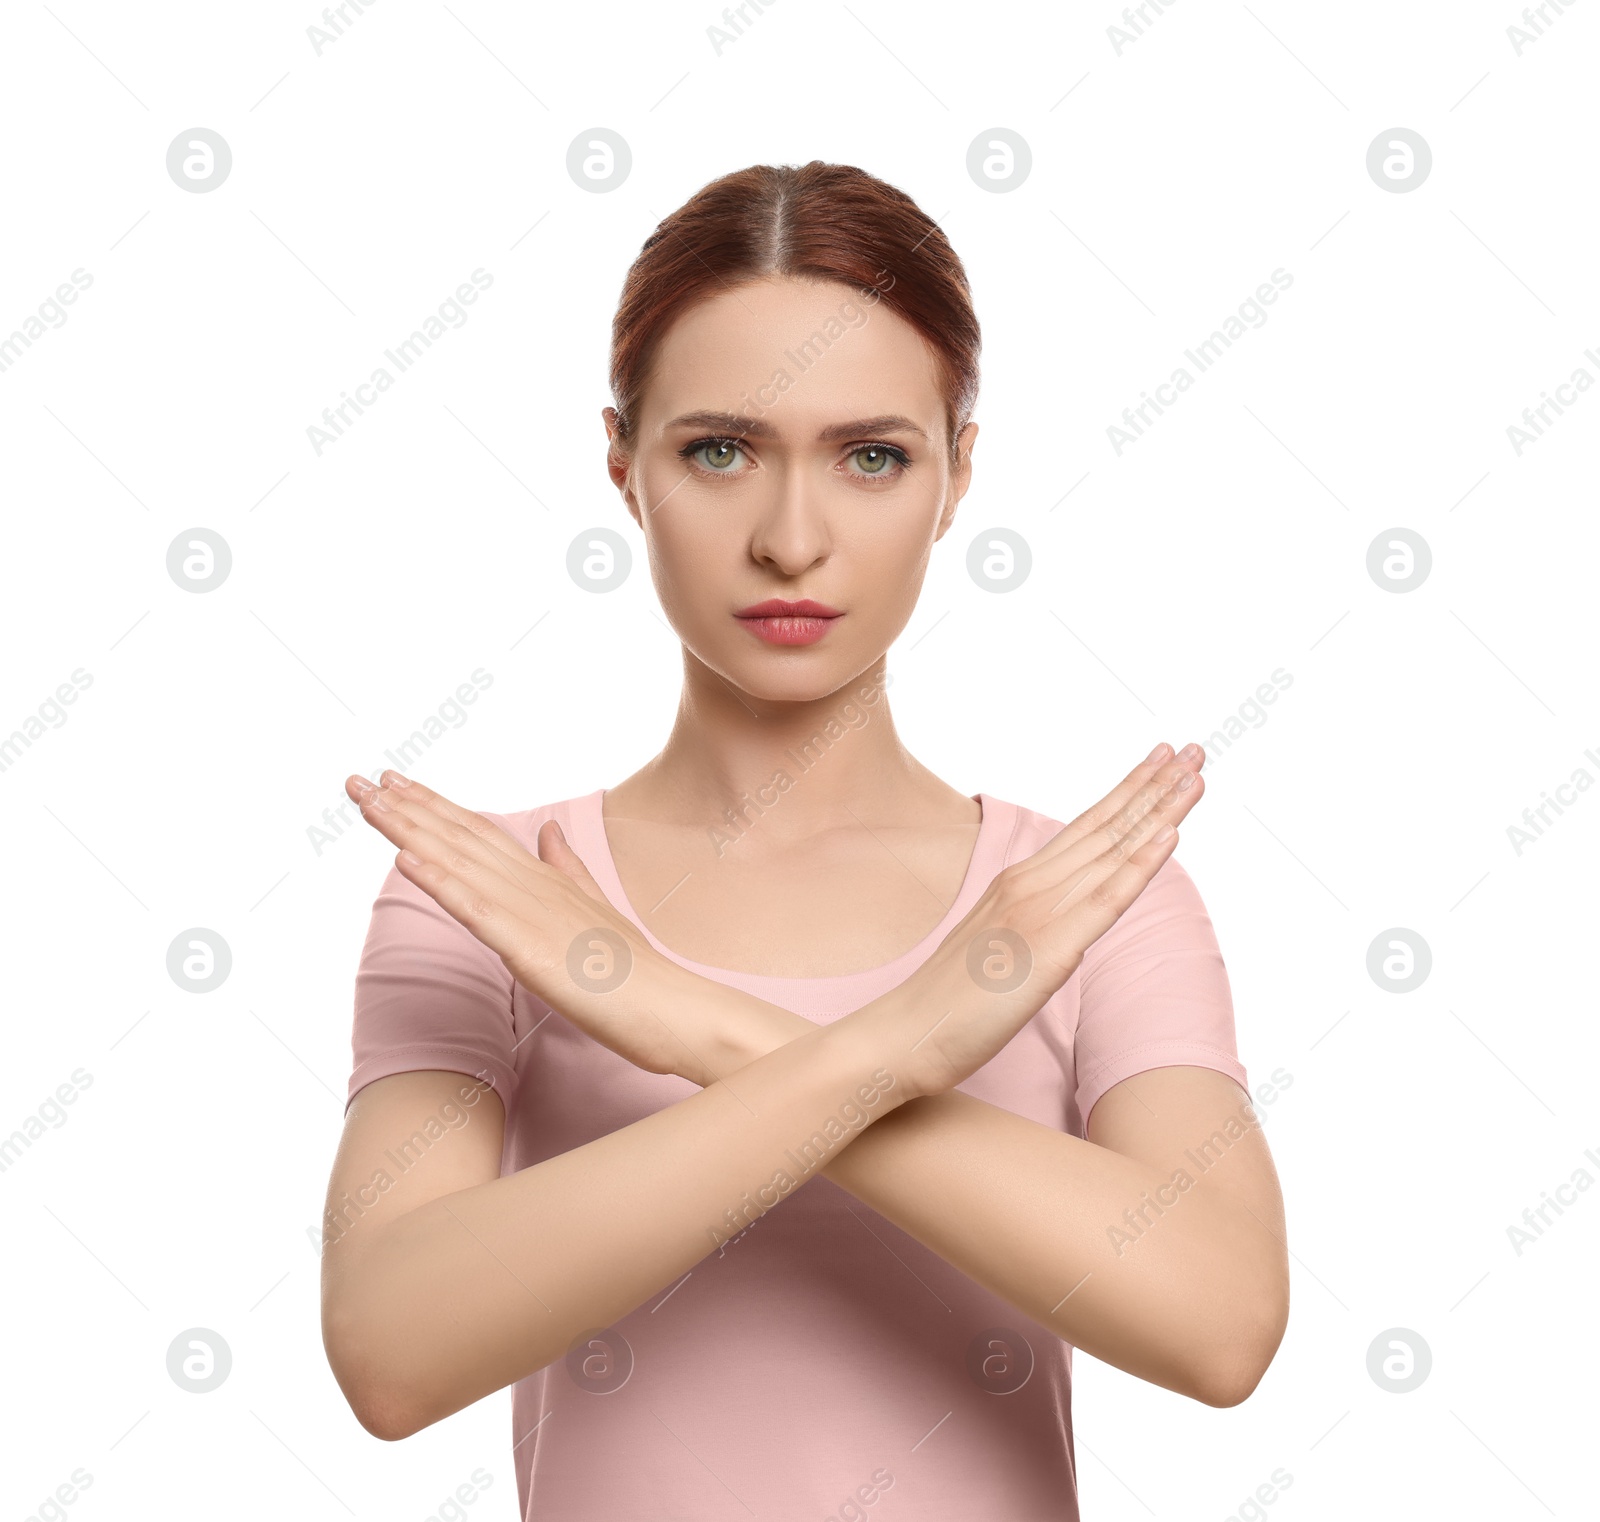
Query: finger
347 773 556 902
1032 767 1204 915
1048 818 1184 951
387 778 612 912
1049 745 1203 864
355 772 546 882
387 834 558 977
1031 754 1202 876
346 777 555 914
1104 763 1204 857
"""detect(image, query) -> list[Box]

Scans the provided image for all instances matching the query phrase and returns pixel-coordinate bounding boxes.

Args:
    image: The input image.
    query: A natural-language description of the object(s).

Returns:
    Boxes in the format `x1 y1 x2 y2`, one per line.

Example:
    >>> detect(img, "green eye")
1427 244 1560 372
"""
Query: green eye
691 439 743 471
847 443 910 479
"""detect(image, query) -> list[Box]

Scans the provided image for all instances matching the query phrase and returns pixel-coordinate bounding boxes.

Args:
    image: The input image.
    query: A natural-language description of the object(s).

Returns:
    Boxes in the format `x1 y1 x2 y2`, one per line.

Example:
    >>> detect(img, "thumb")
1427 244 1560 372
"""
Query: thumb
536 818 609 903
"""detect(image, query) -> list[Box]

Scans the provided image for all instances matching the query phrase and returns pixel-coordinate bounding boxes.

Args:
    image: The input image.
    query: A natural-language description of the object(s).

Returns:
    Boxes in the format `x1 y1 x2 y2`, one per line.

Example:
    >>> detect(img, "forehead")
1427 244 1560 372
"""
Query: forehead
639 275 945 435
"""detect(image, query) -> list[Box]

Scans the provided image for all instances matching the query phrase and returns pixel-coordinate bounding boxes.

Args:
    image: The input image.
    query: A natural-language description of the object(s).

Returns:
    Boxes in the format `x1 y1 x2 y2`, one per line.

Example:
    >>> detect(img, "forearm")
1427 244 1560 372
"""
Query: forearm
818 1085 1281 1404
326 1009 911 1440
695 965 1283 1405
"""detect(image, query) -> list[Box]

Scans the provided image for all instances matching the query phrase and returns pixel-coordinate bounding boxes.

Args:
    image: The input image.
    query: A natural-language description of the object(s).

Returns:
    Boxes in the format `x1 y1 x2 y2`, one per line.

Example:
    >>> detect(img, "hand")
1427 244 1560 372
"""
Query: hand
858 743 1208 1103
344 770 732 1084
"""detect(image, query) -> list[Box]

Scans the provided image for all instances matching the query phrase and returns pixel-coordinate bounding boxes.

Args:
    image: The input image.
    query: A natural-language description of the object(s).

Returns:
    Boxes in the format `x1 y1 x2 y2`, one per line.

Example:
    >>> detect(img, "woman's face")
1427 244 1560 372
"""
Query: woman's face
604 274 977 703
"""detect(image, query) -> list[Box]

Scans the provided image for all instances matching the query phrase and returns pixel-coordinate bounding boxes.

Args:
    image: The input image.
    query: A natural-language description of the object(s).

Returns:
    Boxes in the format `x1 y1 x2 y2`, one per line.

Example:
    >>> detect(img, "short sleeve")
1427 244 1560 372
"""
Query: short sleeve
1071 853 1248 1131
345 848 519 1116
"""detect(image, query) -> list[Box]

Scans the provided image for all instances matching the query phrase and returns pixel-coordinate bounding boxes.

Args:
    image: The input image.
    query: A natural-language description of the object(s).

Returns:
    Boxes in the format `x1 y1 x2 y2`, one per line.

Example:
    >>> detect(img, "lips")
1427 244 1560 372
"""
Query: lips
733 598 843 618
733 598 843 647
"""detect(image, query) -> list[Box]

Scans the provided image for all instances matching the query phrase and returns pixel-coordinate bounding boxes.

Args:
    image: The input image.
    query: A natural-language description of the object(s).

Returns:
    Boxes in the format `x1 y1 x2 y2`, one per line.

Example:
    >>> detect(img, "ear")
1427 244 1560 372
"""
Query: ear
602 407 642 529
934 420 978 543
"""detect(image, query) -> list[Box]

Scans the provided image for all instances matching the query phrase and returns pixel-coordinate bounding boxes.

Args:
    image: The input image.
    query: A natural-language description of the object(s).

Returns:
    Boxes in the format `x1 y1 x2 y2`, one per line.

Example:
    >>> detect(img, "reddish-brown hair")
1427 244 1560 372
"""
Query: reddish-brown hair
608 161 981 460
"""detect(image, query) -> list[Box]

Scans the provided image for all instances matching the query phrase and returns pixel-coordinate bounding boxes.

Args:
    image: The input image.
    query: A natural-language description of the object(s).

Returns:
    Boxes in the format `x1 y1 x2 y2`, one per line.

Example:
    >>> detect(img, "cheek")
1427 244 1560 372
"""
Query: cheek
851 508 937 586
643 512 729 614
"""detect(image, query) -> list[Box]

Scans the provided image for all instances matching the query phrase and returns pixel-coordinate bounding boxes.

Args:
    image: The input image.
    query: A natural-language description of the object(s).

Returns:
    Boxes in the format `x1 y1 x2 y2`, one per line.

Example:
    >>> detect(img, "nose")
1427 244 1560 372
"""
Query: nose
747 459 832 575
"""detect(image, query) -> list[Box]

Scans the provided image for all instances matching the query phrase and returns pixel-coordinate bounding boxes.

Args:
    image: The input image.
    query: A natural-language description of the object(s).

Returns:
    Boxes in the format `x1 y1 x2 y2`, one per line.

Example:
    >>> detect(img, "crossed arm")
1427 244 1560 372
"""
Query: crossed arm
322 940 1289 1441
691 970 1288 1402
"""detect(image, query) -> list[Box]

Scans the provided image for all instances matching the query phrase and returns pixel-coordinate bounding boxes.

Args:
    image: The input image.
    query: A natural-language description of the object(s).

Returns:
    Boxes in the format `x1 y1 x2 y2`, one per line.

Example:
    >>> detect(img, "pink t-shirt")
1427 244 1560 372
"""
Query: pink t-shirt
346 789 1248 1521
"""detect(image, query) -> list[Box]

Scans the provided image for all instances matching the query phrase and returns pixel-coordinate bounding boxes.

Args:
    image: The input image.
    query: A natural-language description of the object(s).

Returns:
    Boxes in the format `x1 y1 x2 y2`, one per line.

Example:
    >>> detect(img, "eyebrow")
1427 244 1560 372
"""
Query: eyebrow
664 410 928 443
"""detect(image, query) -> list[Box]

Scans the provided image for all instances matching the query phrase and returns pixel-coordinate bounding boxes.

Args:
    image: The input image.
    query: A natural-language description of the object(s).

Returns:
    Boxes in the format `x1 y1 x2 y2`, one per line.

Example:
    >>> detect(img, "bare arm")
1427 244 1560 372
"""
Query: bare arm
322 1000 911 1442
528 760 1289 1406
715 972 1289 1407
325 742 1285 1438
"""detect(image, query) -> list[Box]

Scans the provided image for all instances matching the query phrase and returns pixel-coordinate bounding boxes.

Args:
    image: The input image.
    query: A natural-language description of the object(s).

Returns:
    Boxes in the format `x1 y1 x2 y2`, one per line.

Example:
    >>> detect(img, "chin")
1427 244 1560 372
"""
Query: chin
684 632 858 702
721 657 849 704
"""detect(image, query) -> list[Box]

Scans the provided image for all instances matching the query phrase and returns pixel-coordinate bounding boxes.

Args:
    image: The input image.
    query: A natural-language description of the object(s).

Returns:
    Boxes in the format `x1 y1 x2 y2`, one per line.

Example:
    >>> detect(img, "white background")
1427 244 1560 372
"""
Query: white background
1 1 1595 1518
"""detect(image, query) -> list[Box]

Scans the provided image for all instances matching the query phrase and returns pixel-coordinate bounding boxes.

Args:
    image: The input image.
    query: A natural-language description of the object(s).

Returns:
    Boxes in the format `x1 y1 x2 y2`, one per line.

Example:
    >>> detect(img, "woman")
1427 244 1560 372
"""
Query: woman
320 160 1288 1520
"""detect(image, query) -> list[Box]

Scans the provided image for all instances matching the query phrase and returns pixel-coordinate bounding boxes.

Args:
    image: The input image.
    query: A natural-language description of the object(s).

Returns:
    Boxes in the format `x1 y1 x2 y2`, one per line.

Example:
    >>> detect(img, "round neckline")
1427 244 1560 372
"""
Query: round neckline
580 787 1007 997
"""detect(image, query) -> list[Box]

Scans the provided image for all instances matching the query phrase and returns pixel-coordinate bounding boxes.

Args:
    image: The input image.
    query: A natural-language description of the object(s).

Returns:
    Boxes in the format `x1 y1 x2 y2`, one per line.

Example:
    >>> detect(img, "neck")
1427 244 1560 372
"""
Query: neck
607 649 955 848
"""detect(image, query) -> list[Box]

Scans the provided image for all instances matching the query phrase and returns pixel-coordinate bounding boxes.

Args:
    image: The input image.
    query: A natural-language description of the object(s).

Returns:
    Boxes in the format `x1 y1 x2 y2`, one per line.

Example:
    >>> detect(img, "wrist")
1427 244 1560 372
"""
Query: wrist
808 1011 918 1119
843 944 967 1104
665 965 831 1084
616 949 720 1087
639 955 800 1086
823 972 946 1108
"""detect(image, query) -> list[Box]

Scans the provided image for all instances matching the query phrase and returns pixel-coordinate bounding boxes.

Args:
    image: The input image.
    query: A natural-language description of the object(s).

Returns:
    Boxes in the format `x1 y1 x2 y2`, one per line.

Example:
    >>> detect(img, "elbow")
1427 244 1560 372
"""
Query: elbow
346 1383 423 1443
1193 1353 1268 1409
323 1299 426 1443
1190 1286 1289 1409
